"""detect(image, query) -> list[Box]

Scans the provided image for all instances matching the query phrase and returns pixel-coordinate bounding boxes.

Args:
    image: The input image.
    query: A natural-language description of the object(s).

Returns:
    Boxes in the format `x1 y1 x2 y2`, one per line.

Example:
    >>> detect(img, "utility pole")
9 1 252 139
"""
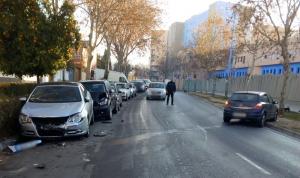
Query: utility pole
225 11 237 97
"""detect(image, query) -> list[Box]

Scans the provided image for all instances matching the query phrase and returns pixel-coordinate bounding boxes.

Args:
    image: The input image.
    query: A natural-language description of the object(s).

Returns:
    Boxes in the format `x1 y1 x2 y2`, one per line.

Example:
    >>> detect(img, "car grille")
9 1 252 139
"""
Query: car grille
31 117 69 125
32 117 69 137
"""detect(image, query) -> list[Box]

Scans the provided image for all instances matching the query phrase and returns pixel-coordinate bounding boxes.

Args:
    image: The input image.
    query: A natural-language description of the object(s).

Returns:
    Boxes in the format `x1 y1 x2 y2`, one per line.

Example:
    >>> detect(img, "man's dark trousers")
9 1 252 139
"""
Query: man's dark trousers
166 92 174 105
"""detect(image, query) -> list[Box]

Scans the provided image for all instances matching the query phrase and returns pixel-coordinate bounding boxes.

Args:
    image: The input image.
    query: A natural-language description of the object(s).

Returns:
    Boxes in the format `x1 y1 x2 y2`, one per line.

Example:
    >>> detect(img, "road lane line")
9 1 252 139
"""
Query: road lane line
236 153 271 175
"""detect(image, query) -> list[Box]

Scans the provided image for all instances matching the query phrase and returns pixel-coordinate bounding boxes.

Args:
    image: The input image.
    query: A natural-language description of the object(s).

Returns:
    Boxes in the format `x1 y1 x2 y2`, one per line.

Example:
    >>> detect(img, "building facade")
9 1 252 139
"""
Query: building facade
183 1 233 48
214 44 300 78
150 30 168 81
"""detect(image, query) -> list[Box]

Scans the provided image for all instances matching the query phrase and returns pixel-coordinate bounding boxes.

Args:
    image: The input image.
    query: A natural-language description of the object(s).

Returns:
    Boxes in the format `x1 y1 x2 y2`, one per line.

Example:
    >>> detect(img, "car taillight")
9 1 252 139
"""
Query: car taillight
255 103 263 109
225 100 231 108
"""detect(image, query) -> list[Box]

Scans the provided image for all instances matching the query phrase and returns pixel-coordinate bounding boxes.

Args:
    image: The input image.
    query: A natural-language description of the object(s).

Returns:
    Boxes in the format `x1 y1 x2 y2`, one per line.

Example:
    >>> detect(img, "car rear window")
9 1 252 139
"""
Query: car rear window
231 93 259 102
149 83 165 88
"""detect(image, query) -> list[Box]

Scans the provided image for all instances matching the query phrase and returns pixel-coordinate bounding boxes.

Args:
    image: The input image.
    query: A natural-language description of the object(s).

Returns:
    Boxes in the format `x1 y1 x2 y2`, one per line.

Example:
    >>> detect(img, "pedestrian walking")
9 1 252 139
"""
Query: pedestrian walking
166 80 176 105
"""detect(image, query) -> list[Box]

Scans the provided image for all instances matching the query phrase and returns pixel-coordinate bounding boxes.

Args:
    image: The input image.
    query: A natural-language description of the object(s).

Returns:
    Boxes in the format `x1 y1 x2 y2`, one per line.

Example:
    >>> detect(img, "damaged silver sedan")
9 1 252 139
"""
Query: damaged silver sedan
19 82 94 138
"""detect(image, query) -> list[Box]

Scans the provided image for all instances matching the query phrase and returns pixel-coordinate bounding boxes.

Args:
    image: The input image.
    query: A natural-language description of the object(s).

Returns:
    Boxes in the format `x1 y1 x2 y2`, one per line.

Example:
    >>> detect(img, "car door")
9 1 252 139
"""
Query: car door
110 86 117 107
268 95 277 117
80 85 93 121
261 94 271 119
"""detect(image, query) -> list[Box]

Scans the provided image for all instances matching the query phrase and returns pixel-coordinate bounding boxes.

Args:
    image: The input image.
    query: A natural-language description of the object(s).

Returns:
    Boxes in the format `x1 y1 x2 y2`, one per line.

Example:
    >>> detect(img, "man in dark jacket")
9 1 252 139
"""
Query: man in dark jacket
166 80 176 105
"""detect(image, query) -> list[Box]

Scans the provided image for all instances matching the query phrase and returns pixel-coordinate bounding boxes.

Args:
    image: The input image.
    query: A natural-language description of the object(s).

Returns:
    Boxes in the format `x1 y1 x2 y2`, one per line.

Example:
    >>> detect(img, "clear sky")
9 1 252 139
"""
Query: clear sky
129 0 237 67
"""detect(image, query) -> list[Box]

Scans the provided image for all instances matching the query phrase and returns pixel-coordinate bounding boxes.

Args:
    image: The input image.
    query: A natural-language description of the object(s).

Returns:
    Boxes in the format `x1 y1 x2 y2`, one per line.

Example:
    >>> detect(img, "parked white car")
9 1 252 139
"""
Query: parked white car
116 83 131 101
19 82 94 138
146 82 166 100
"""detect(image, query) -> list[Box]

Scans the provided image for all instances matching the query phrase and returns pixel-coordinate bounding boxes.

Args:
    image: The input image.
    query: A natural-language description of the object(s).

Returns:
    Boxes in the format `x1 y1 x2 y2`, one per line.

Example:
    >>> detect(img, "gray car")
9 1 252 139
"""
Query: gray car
19 82 94 138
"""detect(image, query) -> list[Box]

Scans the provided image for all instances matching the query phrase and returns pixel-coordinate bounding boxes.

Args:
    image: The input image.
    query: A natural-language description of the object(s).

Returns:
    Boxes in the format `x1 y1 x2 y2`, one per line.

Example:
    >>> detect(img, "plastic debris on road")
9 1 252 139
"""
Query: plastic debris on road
8 140 42 153
93 131 107 137
33 163 45 169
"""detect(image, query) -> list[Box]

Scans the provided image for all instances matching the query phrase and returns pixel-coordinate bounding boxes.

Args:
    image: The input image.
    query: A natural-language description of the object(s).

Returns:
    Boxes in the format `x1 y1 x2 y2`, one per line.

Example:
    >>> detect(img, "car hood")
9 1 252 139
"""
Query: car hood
22 102 83 117
90 92 106 102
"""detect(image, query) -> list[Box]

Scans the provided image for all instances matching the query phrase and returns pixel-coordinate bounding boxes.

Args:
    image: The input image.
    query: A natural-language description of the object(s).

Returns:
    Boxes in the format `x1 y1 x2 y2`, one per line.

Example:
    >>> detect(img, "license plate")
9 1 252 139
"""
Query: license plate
233 112 246 118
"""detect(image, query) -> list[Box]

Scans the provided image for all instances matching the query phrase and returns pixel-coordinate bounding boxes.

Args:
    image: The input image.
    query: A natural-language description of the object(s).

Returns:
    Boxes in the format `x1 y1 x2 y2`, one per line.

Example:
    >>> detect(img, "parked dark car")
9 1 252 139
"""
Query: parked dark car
223 91 278 127
131 81 146 92
110 82 122 110
81 80 117 120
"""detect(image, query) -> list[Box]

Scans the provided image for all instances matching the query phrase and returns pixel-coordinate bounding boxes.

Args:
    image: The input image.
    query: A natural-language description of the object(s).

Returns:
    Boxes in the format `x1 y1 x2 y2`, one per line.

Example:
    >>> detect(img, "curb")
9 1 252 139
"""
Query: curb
189 92 300 139
265 123 300 140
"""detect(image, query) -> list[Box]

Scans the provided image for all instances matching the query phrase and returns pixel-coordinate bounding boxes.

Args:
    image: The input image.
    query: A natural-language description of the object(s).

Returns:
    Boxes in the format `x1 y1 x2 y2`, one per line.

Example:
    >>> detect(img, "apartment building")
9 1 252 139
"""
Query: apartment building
214 42 300 78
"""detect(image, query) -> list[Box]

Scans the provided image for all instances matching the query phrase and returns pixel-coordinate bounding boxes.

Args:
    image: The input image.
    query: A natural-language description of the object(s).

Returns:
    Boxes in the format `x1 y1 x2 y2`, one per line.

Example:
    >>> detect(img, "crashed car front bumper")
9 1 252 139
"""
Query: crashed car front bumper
20 120 89 138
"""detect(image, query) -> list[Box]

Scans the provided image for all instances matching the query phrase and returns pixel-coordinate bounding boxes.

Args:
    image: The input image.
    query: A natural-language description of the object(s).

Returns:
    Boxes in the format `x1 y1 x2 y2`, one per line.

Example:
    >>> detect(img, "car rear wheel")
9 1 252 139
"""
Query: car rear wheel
106 107 113 120
270 111 278 122
223 116 231 123
258 113 266 127
113 104 118 114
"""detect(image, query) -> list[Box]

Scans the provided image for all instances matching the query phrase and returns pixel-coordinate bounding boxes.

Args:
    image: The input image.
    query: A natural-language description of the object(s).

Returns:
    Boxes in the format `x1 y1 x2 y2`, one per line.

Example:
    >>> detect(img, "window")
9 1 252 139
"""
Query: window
279 69 282 74
291 67 294 73
260 95 269 103
264 55 267 59
297 68 300 74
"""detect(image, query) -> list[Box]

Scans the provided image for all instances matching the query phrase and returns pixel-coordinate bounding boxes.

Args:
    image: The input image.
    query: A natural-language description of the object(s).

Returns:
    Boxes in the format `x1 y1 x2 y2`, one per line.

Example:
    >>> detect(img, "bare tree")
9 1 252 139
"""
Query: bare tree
234 5 273 84
75 0 120 79
239 0 300 113
194 10 231 75
108 0 161 73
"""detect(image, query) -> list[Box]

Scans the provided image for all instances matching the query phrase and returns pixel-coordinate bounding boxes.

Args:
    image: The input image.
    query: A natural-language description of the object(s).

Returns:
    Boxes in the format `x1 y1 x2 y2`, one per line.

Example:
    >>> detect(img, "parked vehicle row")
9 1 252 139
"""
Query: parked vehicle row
18 80 138 139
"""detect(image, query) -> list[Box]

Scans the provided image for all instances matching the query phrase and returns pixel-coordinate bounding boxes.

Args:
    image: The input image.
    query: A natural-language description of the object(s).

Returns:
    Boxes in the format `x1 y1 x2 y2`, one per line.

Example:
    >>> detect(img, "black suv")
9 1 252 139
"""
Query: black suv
81 80 117 120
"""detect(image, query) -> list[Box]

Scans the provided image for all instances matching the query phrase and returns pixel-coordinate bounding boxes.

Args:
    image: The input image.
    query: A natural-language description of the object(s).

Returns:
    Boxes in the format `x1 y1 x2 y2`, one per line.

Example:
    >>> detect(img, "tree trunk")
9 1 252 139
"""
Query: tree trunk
86 53 93 80
279 43 290 114
246 53 256 90
104 44 111 80
37 75 41 84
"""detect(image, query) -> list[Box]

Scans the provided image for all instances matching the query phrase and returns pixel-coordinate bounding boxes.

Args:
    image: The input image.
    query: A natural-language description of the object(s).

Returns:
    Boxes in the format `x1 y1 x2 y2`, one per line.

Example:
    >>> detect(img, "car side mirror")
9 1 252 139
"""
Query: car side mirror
272 101 278 104
19 97 27 102
84 97 90 102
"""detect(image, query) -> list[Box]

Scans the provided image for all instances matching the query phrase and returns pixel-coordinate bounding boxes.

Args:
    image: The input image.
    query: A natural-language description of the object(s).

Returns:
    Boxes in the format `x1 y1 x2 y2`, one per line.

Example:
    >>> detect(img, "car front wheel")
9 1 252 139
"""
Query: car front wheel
106 107 113 120
223 116 231 123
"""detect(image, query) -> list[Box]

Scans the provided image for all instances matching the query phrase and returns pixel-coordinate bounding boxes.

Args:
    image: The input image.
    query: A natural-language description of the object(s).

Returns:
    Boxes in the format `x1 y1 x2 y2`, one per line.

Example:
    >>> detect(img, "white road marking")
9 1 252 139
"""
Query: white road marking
196 125 208 142
236 153 271 175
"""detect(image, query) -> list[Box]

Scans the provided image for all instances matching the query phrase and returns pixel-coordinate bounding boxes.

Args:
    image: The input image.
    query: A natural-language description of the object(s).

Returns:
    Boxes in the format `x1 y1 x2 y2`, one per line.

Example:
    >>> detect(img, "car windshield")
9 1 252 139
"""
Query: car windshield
144 79 151 83
29 86 81 103
82 83 105 93
231 93 259 102
149 83 165 88
117 83 126 89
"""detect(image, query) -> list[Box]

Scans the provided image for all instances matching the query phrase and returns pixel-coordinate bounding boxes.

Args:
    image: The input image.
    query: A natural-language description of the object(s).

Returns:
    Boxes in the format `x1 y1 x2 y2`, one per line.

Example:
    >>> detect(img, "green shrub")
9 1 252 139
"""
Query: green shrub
0 83 36 97
0 97 22 137
0 83 36 138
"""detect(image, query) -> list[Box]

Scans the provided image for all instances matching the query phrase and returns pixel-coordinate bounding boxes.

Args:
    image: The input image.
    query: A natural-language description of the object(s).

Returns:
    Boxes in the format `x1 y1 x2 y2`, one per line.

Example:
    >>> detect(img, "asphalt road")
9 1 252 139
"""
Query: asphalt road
1 92 300 178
